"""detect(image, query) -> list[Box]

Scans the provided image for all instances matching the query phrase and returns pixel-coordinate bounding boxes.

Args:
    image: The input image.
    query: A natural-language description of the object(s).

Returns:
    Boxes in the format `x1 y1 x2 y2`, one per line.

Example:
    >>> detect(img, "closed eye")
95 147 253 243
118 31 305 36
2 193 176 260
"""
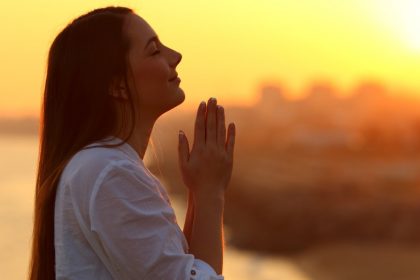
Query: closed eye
152 49 161 56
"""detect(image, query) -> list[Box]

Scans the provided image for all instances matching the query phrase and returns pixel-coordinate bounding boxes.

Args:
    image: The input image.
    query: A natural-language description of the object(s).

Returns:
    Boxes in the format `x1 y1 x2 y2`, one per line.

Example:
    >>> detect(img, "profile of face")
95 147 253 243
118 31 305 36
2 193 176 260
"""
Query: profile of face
113 13 184 120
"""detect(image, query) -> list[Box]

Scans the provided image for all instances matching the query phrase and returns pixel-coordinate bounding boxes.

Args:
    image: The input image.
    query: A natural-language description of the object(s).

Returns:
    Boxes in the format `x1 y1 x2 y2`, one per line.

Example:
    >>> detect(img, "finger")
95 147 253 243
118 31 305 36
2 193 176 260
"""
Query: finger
206 97 217 144
217 105 226 148
194 101 206 147
178 130 190 166
226 123 236 159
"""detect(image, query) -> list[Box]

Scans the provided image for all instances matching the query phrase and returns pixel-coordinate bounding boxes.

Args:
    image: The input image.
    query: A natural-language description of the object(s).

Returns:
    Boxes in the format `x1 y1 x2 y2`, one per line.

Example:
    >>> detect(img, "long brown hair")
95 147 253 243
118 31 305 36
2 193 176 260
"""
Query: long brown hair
28 6 138 279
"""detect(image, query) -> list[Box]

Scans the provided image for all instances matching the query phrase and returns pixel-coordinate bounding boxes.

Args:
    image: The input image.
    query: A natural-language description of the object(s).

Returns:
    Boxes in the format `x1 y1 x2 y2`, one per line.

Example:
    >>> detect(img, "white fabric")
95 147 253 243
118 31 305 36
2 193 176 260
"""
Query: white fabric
54 136 224 280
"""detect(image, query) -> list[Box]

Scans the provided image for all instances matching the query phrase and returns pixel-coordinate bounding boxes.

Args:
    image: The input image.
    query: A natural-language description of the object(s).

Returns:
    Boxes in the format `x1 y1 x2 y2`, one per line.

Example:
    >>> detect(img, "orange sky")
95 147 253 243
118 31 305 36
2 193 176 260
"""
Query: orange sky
1 0 420 117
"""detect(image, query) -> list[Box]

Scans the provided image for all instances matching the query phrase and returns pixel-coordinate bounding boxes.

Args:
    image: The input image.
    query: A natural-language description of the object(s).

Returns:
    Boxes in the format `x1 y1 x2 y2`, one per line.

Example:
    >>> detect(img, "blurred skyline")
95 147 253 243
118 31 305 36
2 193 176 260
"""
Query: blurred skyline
1 0 420 117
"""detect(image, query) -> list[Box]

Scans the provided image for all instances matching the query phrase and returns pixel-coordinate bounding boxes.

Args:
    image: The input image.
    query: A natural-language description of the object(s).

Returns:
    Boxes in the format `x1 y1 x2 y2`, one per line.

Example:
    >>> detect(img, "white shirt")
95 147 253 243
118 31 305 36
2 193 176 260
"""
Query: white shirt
54 136 224 280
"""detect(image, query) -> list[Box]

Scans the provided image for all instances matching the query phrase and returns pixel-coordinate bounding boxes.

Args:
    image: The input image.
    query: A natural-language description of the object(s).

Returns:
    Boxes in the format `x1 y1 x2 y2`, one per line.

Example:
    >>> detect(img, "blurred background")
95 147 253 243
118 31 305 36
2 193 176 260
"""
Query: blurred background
1 0 420 279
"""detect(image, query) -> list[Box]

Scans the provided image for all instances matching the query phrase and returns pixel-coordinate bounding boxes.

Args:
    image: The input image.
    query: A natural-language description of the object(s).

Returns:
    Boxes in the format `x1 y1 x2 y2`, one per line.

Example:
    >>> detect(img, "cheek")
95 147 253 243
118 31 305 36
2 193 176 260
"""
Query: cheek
129 58 173 108
135 60 169 86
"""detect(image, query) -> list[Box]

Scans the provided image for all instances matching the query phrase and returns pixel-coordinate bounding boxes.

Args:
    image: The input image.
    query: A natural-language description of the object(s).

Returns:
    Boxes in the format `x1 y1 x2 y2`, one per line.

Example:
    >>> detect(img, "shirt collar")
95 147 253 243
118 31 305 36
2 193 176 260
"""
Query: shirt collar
85 135 143 166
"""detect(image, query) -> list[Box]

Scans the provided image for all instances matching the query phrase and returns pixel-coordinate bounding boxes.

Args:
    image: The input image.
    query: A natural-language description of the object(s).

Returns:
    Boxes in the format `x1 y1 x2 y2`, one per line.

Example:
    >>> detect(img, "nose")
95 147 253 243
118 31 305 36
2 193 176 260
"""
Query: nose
170 50 182 67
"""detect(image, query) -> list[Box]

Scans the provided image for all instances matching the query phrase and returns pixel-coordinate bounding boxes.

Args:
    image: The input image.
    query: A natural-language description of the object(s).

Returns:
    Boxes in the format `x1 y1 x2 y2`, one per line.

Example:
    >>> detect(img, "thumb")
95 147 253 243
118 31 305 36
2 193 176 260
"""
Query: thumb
178 130 190 167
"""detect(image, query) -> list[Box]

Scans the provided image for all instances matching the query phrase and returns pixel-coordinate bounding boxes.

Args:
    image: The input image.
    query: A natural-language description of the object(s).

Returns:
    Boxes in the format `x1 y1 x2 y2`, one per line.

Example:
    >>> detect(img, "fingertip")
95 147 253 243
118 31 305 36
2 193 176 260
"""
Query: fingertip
197 102 206 115
229 123 235 132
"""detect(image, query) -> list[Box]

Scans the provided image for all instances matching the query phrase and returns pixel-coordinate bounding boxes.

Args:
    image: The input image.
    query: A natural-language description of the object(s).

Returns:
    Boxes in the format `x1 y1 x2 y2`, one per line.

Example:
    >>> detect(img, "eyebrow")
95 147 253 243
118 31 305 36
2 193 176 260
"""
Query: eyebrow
144 36 159 49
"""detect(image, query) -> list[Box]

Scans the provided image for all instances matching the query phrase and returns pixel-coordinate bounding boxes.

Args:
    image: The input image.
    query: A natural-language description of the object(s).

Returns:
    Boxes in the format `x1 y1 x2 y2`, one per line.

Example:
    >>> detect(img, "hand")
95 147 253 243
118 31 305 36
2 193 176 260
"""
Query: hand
178 97 236 197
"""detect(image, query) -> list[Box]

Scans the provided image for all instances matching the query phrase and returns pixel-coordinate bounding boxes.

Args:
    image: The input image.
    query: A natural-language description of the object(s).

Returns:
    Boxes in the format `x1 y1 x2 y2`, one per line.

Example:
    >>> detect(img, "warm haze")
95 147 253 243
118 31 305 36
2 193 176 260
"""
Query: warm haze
1 0 420 118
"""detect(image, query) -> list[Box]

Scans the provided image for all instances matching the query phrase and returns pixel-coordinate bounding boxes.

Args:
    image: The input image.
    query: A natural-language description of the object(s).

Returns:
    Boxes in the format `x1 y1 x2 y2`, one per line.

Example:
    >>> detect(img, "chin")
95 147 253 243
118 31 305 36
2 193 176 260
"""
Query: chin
177 87 186 102
158 89 185 117
171 86 185 104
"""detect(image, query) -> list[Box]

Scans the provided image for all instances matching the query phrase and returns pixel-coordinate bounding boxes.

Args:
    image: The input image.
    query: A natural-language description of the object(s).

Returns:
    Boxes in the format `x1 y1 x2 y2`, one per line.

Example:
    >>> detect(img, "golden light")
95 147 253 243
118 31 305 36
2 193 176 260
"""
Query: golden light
375 0 420 51
396 0 420 50
1 1 420 117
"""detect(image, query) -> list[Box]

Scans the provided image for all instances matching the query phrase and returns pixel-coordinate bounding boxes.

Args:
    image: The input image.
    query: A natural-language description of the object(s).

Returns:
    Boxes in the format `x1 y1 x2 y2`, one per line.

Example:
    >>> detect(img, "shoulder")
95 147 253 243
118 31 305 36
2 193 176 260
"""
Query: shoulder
59 143 158 195
60 144 129 186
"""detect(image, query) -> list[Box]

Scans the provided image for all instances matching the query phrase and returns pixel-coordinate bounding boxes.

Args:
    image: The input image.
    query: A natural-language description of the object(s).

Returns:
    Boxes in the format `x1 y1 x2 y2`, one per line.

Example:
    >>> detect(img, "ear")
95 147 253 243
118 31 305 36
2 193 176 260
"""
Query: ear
109 78 129 100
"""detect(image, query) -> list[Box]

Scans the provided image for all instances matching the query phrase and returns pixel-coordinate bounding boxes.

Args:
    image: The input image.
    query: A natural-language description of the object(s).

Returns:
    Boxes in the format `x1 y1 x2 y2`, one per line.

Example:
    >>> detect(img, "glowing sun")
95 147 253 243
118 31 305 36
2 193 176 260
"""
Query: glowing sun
390 0 420 51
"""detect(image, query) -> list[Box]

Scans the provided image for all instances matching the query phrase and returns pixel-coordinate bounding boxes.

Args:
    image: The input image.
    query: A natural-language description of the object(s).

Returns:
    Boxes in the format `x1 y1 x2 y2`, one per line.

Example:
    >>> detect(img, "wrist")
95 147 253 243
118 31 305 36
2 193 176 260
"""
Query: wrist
193 191 225 204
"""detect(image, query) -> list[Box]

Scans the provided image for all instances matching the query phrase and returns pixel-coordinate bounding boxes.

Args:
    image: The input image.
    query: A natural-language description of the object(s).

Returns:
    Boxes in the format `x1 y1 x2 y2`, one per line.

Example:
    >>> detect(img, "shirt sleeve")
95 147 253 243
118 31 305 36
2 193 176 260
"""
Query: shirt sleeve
88 160 224 280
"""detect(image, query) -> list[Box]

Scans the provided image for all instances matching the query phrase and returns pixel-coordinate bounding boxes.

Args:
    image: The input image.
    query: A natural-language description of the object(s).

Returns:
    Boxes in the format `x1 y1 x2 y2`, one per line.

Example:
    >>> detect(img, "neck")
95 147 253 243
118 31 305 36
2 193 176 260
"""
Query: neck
115 114 156 160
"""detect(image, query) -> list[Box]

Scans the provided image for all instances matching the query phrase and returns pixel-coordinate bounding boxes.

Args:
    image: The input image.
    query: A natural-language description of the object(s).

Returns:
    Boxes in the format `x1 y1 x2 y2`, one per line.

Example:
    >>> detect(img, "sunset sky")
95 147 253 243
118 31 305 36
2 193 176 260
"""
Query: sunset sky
1 0 420 117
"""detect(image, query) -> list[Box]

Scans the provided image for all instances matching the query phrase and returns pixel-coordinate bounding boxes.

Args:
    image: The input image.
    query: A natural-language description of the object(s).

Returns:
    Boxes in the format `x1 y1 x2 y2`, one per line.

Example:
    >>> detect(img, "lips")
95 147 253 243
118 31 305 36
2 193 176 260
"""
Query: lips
168 73 178 81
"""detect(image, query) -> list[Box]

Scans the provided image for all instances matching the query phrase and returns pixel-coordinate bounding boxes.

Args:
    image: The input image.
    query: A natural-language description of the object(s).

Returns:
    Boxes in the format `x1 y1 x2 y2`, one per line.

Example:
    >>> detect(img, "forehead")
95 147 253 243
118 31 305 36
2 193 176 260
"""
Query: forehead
124 14 157 47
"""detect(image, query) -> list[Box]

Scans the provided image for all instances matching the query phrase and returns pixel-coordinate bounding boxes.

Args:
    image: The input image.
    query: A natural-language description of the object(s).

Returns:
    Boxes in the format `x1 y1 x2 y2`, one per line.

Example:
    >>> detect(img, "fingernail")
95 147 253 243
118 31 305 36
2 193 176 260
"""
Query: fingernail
209 97 216 103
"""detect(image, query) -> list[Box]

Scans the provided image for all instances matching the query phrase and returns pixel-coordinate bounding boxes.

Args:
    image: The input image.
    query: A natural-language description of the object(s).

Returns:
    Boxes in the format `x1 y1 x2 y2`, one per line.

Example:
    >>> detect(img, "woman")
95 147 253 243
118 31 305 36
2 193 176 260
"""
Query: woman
29 6 235 280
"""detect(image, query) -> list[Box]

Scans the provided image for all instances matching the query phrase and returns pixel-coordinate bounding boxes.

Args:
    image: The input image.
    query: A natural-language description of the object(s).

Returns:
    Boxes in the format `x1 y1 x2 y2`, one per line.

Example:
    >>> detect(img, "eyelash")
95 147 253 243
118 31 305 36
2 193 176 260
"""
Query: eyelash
152 49 161 56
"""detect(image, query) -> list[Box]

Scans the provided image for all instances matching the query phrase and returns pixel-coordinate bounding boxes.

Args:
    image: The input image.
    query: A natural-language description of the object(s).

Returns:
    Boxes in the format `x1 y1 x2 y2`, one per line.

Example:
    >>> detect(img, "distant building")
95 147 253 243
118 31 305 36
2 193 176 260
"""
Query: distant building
256 84 286 109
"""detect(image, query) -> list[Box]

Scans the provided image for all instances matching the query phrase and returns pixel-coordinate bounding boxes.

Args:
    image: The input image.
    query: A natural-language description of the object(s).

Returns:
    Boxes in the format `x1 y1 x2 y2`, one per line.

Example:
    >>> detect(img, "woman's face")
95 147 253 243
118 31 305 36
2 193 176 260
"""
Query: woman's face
122 13 184 119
